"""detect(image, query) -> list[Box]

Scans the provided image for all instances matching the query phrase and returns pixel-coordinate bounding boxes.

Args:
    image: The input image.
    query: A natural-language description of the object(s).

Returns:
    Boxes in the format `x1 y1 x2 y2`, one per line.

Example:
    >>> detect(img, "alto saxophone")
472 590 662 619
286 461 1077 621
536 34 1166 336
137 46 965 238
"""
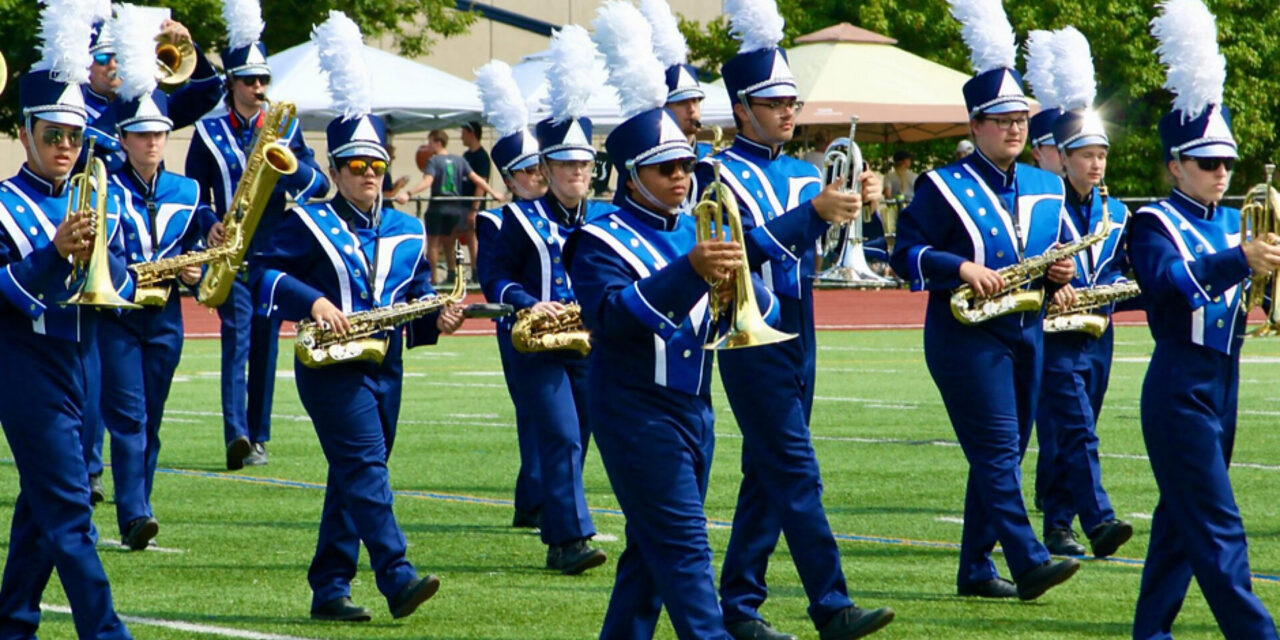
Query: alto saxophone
130 243 237 306
1043 281 1142 338
510 302 592 357
198 102 299 307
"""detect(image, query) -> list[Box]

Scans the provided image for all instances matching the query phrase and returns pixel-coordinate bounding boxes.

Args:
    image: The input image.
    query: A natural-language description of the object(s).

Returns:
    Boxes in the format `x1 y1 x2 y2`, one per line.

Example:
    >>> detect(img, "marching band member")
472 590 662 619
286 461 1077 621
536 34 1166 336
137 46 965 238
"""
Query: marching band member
488 23 609 575
0 2 132 637
1131 2 1280 637
703 1 894 638
640 0 711 212
1034 27 1132 560
888 0 1080 601
186 0 328 471
250 13 460 622
571 5 777 636
474 59 547 528
99 5 214 551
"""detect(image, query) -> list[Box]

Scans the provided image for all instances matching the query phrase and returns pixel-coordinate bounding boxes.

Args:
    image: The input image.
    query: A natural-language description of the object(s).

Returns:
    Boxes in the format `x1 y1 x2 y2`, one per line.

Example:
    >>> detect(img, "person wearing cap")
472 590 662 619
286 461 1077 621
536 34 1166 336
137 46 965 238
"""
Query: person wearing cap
1130 3 1280 637
249 13 462 623
486 24 609 576
702 2 893 638
889 0 1080 602
0 4 134 636
186 5 329 472
642 0 710 213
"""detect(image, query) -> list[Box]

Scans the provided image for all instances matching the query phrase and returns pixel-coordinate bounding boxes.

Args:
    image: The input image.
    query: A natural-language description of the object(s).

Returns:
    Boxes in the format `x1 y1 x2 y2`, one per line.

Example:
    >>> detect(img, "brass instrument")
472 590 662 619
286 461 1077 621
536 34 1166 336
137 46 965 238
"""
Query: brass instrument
951 218 1112 325
156 31 196 89
1242 163 1280 336
693 158 797 350
511 302 592 356
130 243 237 306
814 116 893 288
1043 281 1142 338
198 102 299 307
65 143 140 309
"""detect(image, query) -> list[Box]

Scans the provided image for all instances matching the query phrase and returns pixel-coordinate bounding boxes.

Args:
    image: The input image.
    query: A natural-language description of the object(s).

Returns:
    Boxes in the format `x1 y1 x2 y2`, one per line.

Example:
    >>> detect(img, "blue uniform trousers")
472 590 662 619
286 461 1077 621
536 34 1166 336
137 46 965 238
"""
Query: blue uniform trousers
0 323 131 640
1133 344 1277 640
509 351 594 546
217 278 278 445
296 339 419 610
592 382 730 640
718 297 853 628
1036 328 1116 534
80 322 106 479
496 327 542 516
99 298 184 536
925 321 1051 586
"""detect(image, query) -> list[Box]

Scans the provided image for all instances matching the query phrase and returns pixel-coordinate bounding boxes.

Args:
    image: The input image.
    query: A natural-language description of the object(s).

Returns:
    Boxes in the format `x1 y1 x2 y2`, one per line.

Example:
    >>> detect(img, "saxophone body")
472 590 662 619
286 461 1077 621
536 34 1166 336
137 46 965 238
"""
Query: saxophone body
130 244 236 306
510 302 592 357
198 102 299 307
1043 281 1142 338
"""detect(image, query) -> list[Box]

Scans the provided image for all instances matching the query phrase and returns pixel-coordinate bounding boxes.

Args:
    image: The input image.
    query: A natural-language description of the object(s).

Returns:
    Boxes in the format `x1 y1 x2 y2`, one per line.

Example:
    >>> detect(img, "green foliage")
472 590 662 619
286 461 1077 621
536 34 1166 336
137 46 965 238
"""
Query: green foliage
680 0 1280 196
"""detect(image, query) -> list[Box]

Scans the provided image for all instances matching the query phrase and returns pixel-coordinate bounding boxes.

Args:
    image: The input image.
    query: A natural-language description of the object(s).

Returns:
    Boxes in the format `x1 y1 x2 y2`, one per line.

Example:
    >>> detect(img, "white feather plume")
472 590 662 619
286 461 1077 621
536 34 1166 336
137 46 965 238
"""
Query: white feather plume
222 0 264 52
112 5 168 102
640 0 687 68
948 0 1017 74
725 0 784 54
1150 0 1225 120
312 11 371 120
593 1 666 119
35 0 94 84
475 60 528 138
545 24 598 124
1051 26 1097 111
1022 30 1059 109
89 0 112 24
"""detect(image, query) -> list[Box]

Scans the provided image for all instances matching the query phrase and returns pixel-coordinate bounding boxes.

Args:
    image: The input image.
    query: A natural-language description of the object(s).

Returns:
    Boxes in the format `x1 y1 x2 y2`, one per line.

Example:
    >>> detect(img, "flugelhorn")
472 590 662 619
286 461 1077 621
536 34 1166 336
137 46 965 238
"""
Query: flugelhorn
65 141 140 309
814 116 893 288
156 31 196 89
1242 163 1280 336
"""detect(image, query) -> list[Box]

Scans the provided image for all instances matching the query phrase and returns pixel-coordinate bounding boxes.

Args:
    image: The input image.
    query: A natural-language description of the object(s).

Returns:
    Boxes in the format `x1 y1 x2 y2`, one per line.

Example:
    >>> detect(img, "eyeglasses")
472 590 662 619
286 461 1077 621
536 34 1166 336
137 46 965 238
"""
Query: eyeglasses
1193 157 1235 172
237 75 271 87
748 99 804 114
92 53 115 66
652 158 696 177
343 158 388 176
983 115 1030 131
40 128 83 147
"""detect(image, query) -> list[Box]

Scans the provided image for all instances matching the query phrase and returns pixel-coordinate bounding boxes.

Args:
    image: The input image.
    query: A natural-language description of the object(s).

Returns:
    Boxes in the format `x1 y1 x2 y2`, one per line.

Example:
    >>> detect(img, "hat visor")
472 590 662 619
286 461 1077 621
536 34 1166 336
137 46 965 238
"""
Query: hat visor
1180 142 1238 160
978 100 1030 116
230 65 272 77
35 112 87 129
332 143 390 162
1062 135 1109 151
543 148 595 162
505 154 541 172
121 119 173 134
667 89 705 104
635 146 696 168
747 83 798 99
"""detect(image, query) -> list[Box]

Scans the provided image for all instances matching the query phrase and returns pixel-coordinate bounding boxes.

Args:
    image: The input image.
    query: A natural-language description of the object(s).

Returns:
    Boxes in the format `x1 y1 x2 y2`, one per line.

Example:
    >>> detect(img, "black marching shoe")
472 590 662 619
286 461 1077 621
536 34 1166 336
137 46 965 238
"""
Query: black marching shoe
243 442 268 467
726 618 798 640
310 596 372 622
123 517 158 551
1088 520 1133 558
88 474 106 506
1015 558 1080 600
819 605 895 640
1044 528 1087 556
545 539 607 575
512 508 541 529
390 575 440 619
957 578 1017 598
226 436 252 471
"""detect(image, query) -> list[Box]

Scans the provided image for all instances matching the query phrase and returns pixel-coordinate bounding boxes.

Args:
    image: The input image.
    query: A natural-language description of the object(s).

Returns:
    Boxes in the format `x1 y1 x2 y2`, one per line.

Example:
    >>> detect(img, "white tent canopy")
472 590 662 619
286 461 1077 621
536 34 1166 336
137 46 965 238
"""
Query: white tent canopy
265 41 483 133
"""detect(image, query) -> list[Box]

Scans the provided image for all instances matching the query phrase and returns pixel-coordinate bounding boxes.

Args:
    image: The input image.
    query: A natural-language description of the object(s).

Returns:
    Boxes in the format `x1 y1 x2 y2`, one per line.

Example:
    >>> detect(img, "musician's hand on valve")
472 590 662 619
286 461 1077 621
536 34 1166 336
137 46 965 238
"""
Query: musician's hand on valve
55 213 94 260
530 300 566 318
310 297 350 336
1047 256 1076 284
437 304 465 334
206 222 226 247
812 183 862 225
1053 283 1078 310
713 274 736 308
858 170 883 212
159 18 192 43
689 240 742 283
959 261 1004 297
1242 232 1280 274
179 265 202 286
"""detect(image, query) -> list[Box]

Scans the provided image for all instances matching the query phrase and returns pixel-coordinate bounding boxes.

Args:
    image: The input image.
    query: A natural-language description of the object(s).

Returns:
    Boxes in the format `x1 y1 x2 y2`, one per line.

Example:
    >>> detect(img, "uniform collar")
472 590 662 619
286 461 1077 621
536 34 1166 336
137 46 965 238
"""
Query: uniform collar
17 164 66 197
1065 183 1094 210
544 192 584 228
83 86 112 108
1169 188 1215 220
124 164 160 199
969 148 1017 189
620 195 679 231
731 134 782 161
332 195 378 229
230 107 264 132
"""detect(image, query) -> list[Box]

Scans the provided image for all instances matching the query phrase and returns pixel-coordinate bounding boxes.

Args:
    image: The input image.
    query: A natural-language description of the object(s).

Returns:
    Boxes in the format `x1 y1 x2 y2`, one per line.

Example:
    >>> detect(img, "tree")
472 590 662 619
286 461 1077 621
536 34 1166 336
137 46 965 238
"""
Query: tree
680 0 1280 197
0 0 476 135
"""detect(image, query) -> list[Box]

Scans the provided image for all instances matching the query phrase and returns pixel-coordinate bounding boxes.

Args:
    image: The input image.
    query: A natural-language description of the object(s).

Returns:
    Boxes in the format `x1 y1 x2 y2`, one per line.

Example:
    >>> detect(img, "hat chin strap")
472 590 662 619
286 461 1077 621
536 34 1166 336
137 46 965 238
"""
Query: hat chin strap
628 166 677 214
737 94 782 149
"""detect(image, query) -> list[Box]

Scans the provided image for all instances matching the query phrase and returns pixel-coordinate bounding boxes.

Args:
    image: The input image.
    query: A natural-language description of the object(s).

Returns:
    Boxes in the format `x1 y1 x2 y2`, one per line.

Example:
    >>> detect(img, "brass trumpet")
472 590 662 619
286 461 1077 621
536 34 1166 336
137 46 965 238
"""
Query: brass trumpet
156 32 195 89
1242 163 1280 336
65 141 140 309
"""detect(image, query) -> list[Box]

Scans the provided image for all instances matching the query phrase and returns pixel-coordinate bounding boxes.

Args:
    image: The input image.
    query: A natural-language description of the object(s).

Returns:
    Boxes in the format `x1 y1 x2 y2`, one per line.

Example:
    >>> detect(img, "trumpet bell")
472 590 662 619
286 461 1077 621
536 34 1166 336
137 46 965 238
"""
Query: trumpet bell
706 315 797 350
156 32 196 89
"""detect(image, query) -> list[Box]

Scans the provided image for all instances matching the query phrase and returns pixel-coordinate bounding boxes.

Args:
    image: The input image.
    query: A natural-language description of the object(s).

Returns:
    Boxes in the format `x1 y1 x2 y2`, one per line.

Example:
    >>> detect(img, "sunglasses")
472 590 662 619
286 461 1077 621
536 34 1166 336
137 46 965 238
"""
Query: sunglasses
652 158 696 177
92 53 115 66
237 75 271 87
41 128 83 147
1193 157 1235 172
343 158 388 176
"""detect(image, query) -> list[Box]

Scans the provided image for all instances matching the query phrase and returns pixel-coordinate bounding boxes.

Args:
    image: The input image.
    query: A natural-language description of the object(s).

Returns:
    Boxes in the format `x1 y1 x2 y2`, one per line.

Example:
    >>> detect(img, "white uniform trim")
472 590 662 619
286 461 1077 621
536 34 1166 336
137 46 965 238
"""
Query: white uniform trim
295 208 354 312
513 202 553 301
962 164 1020 247
928 172 985 266
0 196 33 257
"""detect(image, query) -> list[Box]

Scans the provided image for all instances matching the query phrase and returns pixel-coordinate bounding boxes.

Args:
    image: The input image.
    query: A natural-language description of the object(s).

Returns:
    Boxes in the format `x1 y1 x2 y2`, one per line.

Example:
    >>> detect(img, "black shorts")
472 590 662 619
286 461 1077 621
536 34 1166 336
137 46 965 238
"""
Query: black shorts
425 208 465 237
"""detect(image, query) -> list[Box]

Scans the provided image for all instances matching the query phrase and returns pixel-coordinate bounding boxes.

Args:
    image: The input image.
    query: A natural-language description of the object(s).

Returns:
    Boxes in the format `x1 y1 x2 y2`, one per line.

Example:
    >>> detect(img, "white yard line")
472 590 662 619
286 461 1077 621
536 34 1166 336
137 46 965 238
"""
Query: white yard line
41 605 322 640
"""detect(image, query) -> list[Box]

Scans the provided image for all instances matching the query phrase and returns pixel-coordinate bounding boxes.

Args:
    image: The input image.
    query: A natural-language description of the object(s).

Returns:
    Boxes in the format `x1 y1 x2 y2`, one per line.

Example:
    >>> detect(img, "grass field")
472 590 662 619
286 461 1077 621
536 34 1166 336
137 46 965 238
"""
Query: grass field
8 326 1280 639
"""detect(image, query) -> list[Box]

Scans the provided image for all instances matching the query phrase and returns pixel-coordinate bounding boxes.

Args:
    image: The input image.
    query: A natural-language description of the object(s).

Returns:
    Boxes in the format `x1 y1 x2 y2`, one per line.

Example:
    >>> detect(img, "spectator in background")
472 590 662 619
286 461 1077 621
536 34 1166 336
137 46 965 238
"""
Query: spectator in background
885 150 918 205
459 122 492 283
955 138 975 160
382 143 410 200
803 129 829 172
398 129 499 284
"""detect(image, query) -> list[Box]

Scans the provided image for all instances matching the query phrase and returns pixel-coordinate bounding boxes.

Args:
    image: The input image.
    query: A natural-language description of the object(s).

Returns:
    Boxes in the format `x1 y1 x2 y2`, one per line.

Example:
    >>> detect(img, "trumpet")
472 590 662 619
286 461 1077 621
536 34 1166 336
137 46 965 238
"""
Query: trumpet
65 141 140 309
156 31 196 89
813 116 893 288
1242 163 1280 336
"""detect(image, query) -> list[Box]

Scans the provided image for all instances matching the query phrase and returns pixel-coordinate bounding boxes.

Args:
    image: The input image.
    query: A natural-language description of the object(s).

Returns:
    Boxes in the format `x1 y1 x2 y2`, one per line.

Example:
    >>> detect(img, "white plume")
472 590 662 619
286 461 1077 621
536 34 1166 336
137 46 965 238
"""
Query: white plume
35 0 94 85
593 1 666 119
222 0 264 52
89 0 112 23
725 0 784 54
1150 0 1225 120
1022 30 1060 109
948 0 1017 74
312 11 371 120
112 5 168 102
640 0 687 68
475 60 528 138
545 24 598 124
1051 26 1097 111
